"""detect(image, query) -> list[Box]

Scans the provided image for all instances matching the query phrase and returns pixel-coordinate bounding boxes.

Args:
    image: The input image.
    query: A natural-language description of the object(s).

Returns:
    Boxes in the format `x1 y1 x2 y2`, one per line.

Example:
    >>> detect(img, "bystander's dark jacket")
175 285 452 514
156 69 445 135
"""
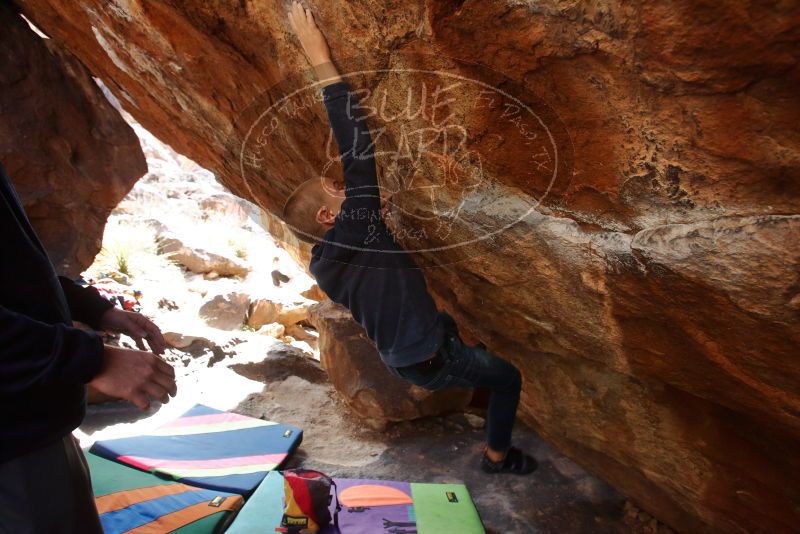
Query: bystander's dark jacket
0 162 112 462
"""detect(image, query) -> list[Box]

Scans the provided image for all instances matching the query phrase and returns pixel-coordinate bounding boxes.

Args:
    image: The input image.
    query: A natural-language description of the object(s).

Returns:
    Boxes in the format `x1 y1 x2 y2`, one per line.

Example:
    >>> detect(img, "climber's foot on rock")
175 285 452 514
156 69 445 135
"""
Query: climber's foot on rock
481 446 537 475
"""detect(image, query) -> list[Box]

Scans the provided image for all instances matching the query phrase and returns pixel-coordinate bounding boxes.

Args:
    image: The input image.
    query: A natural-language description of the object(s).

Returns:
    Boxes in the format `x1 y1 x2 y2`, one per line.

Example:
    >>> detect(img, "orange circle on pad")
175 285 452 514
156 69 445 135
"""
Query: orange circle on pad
339 485 413 507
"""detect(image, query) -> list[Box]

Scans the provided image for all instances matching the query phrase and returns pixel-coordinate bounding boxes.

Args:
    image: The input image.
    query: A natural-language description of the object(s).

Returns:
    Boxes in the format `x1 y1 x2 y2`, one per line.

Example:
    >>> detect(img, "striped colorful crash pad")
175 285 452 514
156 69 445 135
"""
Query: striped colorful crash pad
90 405 302 495
226 472 485 534
86 452 243 534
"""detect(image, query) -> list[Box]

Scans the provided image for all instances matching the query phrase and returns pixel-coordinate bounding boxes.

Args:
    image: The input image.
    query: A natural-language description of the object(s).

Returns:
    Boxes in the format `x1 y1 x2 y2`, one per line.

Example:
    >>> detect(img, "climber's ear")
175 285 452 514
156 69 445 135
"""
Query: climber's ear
316 205 336 226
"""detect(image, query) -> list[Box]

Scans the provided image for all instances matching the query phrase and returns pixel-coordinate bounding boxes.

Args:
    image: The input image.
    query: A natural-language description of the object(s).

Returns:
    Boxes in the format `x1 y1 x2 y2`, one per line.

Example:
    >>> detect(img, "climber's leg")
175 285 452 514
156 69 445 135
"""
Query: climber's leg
390 328 536 475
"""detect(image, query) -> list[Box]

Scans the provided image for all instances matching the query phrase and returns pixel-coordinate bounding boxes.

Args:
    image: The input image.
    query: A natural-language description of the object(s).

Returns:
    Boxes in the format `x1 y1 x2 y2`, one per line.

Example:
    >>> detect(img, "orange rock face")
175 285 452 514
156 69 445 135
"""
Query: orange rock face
0 3 145 276
11 0 799 531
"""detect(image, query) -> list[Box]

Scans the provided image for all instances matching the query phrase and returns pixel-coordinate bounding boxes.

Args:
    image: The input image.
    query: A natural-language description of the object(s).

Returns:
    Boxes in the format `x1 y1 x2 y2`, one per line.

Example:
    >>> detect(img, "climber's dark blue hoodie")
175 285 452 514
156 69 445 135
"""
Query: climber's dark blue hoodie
309 82 444 369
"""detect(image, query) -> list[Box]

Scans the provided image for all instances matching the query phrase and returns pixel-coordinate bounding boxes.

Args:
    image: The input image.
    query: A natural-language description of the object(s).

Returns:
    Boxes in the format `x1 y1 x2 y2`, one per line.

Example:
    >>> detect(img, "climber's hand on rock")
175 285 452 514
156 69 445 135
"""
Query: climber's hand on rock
288 1 331 66
100 307 167 355
89 345 177 410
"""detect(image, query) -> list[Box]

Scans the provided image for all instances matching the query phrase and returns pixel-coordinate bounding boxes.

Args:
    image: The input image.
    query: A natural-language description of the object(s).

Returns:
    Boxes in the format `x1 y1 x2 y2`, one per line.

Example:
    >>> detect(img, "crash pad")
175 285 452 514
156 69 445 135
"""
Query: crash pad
86 452 243 534
226 472 485 534
90 405 302 495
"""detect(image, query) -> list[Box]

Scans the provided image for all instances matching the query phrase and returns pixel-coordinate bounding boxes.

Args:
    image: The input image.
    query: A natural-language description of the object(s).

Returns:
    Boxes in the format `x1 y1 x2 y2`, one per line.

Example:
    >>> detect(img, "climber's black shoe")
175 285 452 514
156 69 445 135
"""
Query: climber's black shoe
481 446 537 475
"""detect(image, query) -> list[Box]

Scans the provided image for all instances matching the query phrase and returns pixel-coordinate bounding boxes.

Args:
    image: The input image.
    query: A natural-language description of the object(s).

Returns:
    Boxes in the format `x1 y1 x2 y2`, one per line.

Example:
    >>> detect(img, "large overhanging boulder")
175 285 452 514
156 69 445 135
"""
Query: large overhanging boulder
0 3 145 276
10 1 799 531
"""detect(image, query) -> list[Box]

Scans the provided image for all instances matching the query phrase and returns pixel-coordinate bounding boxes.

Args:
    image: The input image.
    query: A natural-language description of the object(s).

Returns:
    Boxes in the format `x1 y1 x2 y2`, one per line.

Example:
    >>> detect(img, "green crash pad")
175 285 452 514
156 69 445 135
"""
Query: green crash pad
86 452 243 534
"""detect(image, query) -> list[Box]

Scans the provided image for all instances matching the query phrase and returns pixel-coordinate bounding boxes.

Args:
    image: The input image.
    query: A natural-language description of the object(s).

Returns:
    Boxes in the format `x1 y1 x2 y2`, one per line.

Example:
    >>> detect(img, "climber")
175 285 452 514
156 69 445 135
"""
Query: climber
0 161 177 532
284 1 536 475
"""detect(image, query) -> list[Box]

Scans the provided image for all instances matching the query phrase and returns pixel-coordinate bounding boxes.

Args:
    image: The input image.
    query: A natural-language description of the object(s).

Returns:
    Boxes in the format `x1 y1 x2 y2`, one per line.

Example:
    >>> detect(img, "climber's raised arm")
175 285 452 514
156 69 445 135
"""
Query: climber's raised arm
288 1 380 216
288 1 341 87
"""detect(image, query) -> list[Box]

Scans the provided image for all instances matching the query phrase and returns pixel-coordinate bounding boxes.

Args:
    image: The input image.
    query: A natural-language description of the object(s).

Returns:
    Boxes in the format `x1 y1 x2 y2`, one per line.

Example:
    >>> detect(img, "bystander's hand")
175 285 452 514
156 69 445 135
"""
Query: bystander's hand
89 345 177 410
99 307 166 355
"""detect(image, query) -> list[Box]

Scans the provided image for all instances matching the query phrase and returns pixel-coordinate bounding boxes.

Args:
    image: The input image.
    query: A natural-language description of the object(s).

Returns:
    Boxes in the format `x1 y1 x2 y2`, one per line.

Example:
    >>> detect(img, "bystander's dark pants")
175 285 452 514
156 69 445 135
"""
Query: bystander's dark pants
389 313 522 452
0 434 102 534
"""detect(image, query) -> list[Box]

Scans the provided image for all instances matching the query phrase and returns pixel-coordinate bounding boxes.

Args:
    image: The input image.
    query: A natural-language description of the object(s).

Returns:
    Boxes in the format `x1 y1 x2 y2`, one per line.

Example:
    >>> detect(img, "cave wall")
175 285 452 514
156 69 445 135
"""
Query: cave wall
9 1 799 531
0 3 145 276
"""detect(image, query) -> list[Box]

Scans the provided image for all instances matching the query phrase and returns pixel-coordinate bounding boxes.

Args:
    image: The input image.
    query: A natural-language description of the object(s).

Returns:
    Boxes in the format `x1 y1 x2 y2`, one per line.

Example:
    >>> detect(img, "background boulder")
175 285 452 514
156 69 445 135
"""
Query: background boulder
248 297 312 329
159 233 250 277
0 3 145 276
309 300 472 431
198 292 249 331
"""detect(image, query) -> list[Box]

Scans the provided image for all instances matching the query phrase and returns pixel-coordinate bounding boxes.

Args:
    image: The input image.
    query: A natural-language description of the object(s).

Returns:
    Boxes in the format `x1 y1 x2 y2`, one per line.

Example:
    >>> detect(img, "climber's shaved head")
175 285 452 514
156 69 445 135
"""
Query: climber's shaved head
282 176 345 244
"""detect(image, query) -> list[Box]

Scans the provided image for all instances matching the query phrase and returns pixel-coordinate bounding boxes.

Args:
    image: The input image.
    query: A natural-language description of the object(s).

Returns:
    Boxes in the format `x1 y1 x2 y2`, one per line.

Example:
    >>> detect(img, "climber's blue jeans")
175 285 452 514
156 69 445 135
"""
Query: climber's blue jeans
389 317 522 452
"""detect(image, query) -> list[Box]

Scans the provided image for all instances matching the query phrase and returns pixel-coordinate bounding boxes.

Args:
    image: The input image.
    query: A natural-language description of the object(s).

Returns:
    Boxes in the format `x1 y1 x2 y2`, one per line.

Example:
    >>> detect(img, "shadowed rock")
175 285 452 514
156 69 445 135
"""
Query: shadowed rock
0 3 145 276
308 300 472 431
